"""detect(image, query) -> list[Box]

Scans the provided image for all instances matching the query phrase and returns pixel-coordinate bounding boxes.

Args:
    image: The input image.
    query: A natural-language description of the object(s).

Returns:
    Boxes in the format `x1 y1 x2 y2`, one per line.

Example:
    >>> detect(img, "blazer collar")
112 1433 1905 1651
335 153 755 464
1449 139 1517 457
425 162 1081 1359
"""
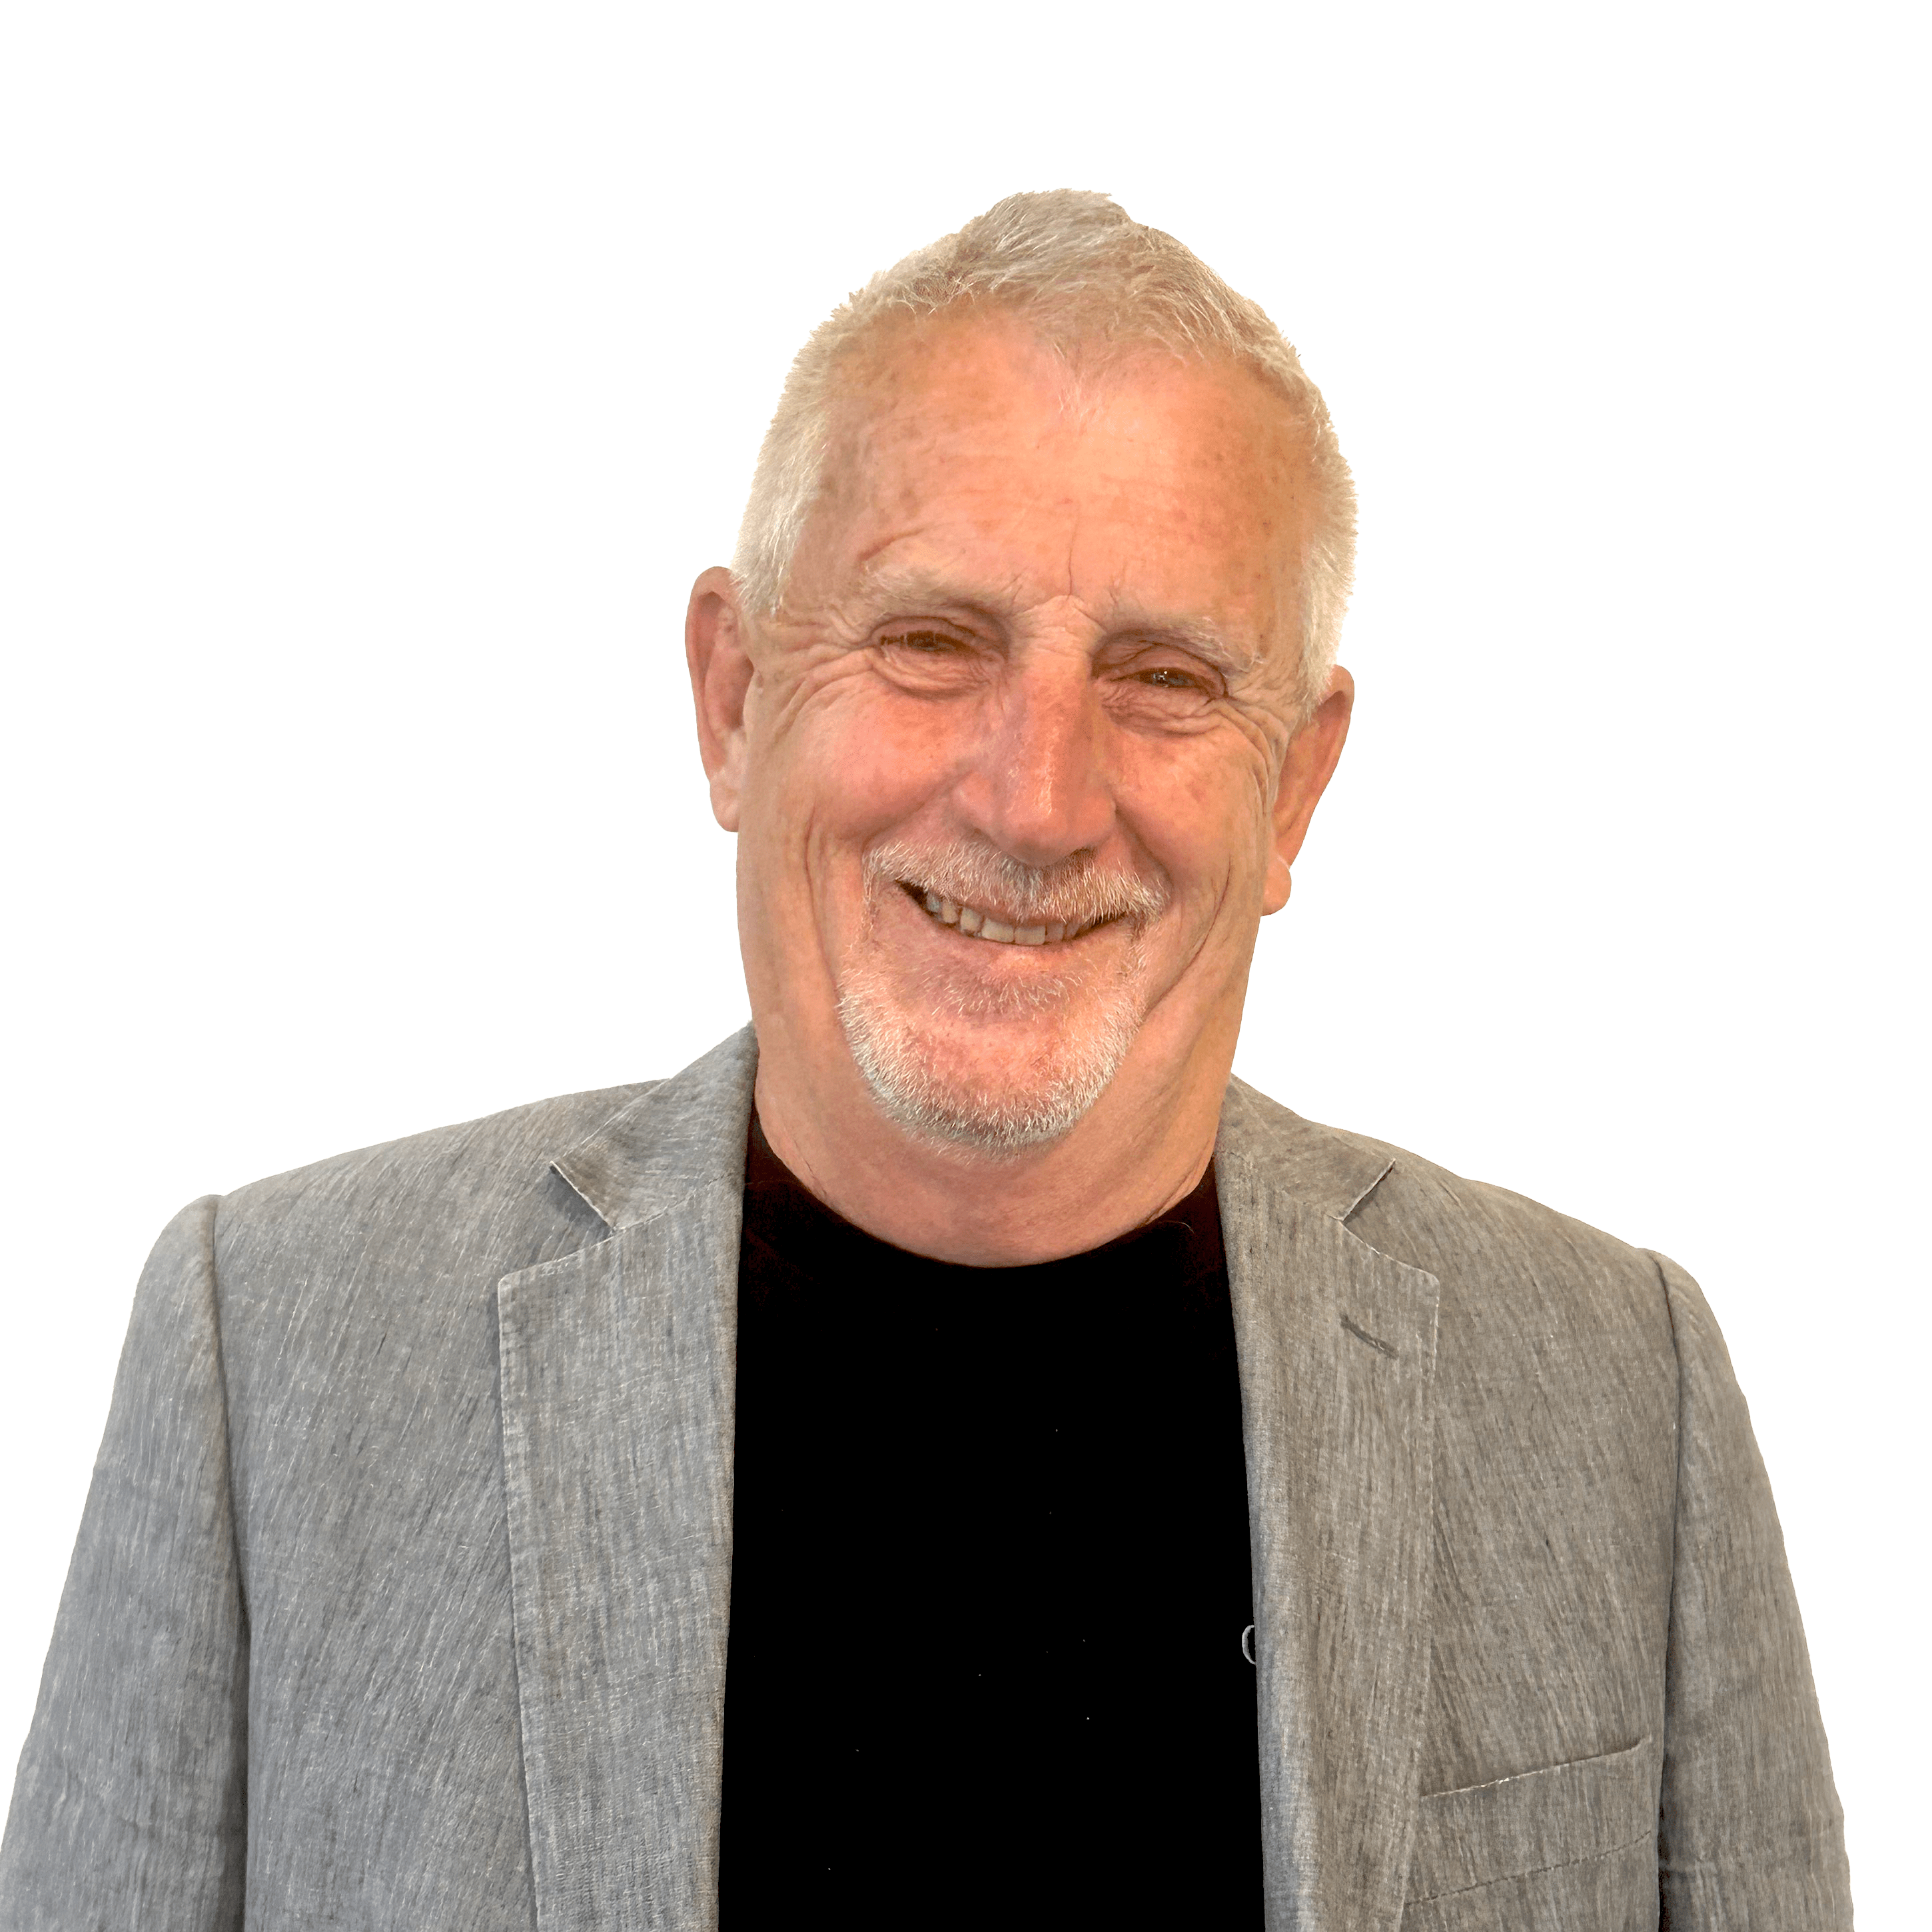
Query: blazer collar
499 1035 1438 1932
549 1025 759 1232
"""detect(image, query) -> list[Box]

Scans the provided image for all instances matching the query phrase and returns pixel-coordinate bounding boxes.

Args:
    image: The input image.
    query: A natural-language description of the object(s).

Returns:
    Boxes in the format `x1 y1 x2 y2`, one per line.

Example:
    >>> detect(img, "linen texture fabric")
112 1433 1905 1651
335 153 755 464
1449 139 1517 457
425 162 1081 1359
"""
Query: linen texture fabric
0 1028 1851 1929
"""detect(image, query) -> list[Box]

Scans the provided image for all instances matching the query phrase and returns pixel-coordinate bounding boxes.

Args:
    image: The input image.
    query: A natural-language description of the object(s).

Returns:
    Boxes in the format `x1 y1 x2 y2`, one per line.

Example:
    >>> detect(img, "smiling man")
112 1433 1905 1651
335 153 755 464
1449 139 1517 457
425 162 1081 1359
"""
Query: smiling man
1 194 1849 1931
692 296 1347 1263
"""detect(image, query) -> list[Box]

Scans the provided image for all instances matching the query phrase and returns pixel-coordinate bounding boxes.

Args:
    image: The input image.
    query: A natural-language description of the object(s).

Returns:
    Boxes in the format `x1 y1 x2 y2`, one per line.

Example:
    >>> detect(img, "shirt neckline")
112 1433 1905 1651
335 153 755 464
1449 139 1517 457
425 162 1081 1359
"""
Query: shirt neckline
743 1108 1224 1288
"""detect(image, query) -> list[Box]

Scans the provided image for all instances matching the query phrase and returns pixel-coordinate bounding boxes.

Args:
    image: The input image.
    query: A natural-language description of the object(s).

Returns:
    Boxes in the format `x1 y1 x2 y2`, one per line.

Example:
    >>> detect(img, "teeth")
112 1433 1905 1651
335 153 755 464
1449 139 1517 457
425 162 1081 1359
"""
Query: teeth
911 884 1101 945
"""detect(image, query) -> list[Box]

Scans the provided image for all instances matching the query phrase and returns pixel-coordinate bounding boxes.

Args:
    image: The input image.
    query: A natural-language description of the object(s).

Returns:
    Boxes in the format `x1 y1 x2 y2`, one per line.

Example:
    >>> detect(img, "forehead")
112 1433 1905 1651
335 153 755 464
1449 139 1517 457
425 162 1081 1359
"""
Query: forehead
791 314 1314 652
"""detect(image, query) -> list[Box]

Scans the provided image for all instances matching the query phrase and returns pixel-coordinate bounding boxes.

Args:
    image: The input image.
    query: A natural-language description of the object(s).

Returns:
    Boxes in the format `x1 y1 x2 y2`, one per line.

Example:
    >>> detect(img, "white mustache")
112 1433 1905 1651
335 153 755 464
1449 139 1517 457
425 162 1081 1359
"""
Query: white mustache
865 837 1169 931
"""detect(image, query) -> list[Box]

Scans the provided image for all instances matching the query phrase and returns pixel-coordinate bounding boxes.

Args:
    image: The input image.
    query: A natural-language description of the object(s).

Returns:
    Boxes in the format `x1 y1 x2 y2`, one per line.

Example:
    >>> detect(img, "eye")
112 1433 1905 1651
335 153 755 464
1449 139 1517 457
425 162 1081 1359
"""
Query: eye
883 629 964 654
873 622 988 692
1101 646 1227 727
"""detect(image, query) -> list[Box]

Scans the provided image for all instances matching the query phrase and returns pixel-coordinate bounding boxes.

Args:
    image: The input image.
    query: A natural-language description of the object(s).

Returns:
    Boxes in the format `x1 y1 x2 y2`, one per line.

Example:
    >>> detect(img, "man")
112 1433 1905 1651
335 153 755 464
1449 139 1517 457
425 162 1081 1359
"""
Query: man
0 193 1849 1929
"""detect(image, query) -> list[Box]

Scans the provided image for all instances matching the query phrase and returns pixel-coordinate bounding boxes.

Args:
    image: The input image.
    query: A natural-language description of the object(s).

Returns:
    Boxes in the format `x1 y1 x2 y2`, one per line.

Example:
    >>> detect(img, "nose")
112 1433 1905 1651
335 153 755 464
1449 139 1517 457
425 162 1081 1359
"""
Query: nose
951 648 1117 868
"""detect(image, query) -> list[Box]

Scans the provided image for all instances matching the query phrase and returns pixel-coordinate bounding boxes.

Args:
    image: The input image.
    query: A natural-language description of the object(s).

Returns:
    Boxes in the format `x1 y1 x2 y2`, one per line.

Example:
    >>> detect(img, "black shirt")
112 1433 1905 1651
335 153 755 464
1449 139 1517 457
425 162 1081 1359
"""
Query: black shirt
719 1116 1264 1927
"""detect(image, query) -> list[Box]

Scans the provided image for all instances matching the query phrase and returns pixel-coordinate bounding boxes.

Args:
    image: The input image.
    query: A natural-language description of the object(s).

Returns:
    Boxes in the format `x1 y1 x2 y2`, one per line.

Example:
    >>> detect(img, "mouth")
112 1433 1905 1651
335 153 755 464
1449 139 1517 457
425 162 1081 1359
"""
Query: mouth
897 879 1119 948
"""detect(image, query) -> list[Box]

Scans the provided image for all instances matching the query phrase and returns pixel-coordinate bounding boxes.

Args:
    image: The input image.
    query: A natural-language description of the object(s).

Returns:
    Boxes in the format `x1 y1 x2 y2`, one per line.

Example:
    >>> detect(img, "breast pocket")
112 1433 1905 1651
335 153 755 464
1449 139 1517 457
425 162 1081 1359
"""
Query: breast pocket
1402 1737 1660 1931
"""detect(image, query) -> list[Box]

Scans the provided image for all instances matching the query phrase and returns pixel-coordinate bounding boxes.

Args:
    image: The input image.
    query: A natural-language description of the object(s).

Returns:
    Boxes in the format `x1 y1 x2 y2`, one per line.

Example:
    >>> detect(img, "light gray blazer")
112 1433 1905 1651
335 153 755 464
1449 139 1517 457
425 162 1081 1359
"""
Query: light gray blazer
0 1028 1849 1930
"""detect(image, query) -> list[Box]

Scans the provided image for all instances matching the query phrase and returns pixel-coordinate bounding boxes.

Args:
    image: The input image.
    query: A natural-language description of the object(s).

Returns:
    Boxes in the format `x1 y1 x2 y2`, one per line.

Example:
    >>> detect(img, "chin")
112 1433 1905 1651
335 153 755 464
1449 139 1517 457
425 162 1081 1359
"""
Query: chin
835 969 1142 1153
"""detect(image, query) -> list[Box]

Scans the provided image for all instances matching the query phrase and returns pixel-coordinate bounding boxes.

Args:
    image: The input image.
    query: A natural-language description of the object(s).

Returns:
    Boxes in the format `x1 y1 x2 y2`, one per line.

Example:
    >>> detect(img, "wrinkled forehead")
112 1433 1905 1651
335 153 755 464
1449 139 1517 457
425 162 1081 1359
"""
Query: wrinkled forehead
799 311 1317 662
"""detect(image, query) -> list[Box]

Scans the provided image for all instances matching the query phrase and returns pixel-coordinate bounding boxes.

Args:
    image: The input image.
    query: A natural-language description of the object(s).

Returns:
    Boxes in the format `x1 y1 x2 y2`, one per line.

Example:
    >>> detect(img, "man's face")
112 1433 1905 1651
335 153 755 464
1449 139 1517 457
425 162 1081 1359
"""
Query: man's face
708 314 1335 1151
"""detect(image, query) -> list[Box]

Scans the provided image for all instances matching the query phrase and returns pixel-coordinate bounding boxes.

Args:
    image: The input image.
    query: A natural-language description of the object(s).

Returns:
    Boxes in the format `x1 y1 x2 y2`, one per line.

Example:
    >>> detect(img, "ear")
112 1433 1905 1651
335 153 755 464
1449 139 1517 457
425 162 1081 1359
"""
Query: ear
685 566 757 831
1261 665 1354 915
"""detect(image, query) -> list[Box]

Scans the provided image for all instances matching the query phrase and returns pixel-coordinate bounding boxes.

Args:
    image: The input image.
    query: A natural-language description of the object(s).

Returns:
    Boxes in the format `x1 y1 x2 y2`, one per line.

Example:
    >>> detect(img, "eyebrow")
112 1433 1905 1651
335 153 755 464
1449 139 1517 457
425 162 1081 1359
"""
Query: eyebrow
851 563 1264 677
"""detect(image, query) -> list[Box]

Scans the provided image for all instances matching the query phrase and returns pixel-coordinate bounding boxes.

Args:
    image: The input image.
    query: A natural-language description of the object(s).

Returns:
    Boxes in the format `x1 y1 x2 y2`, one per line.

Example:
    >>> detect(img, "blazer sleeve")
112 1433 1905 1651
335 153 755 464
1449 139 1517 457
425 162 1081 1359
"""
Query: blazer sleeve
1652 1250 1853 1927
0 1197 248 1932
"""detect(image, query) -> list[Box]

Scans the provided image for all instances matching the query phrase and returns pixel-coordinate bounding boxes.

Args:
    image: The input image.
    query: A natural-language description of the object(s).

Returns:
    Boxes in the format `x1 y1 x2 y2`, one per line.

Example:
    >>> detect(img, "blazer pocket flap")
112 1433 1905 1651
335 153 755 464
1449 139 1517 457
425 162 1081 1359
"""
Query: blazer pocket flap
1407 1737 1658 1903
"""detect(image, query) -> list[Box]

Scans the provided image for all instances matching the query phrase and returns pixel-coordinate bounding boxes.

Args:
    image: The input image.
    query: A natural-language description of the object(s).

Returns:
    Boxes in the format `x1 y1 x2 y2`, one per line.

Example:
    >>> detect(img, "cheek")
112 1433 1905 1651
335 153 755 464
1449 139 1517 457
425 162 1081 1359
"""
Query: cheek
765 684 963 848
1117 738 1275 896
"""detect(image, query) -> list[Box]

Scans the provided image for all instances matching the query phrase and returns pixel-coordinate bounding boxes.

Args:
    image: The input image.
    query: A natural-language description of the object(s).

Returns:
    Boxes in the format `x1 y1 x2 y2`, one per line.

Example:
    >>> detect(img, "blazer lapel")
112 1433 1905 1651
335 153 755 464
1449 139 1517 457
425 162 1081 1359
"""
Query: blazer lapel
1217 1078 1442 1932
496 1028 757 1932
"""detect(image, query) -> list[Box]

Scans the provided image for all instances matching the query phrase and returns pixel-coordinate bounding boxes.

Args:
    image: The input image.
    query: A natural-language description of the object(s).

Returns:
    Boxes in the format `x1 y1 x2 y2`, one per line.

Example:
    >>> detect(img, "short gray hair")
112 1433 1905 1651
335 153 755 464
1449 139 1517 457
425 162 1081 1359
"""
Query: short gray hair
731 189 1356 716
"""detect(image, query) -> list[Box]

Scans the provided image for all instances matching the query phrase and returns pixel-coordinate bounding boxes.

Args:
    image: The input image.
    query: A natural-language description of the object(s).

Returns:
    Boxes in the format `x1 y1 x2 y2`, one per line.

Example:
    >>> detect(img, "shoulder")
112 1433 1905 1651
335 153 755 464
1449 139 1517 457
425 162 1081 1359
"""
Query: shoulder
211 1080 659 1298
195 1081 666 1499
1223 1080 1690 1617
1218 1075 1676 1346
222 1079 660 1208
204 1023 759 1317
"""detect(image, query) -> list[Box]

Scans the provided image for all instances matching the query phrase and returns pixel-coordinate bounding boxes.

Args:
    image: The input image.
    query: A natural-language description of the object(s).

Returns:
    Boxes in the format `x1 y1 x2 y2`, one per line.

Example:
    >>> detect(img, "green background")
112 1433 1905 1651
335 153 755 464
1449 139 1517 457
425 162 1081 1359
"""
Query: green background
3 0 1916 1909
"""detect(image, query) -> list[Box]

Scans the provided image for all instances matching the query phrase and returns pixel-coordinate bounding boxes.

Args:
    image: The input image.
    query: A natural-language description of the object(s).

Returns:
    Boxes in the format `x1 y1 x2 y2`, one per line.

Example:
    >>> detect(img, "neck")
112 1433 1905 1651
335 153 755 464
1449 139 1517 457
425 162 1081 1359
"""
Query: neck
750 1012 1239 1266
